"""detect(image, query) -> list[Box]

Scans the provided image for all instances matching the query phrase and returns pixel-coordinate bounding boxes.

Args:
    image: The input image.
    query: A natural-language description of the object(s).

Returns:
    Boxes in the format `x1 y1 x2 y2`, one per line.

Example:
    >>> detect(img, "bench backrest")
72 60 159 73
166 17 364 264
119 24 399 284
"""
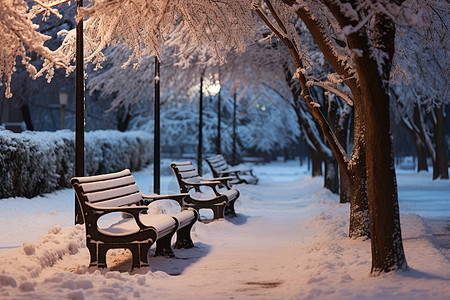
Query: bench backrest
71 169 143 213
170 161 201 193
205 155 230 177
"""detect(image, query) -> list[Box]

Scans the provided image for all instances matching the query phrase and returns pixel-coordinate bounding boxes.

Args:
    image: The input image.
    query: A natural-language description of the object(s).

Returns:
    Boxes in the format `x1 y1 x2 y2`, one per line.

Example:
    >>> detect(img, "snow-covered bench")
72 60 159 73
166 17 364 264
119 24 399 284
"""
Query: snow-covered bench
205 154 258 185
170 161 240 219
70 169 198 269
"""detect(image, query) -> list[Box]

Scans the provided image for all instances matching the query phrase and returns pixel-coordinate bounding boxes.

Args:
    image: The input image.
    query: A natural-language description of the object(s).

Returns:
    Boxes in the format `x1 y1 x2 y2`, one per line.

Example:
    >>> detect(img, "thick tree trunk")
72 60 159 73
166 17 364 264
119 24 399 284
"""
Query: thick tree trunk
434 105 449 179
328 93 351 202
324 157 338 193
355 28 407 274
410 106 429 172
311 150 323 177
348 100 370 238
363 91 406 273
415 135 428 172
415 105 438 178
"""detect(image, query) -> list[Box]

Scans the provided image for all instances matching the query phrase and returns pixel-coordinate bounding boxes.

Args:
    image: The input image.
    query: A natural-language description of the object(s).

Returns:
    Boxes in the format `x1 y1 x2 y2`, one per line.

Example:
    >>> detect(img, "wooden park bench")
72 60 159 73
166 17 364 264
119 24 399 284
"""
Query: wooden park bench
70 169 198 269
205 154 259 185
170 161 240 219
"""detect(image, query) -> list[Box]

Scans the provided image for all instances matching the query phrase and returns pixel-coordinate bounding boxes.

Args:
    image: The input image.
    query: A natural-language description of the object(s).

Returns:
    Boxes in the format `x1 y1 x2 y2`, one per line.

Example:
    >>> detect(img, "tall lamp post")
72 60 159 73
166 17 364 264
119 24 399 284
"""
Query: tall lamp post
216 85 221 154
154 56 160 195
59 88 69 129
75 0 85 225
232 91 237 164
197 74 204 176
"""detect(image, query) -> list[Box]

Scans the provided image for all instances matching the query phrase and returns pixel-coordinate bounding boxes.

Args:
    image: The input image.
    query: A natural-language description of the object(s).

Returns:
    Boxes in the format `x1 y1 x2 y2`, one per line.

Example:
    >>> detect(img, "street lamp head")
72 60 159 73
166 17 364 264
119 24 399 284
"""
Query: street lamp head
207 82 221 97
59 88 69 106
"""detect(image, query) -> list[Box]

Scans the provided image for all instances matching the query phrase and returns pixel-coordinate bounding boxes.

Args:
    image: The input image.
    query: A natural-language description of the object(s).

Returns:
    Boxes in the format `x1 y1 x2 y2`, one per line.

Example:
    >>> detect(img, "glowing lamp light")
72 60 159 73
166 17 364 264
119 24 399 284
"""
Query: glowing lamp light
207 82 221 96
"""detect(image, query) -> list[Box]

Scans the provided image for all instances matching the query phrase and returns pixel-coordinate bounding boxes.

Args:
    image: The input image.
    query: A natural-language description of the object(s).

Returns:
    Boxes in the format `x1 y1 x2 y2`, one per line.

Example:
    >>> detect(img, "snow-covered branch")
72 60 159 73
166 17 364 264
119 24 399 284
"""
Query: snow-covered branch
0 0 69 97
306 79 354 106
31 0 70 18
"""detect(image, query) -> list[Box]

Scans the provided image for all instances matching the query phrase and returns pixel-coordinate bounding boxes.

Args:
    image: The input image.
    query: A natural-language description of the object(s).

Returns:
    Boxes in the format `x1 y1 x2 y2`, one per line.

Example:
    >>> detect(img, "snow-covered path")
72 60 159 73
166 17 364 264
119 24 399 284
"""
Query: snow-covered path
0 162 449 299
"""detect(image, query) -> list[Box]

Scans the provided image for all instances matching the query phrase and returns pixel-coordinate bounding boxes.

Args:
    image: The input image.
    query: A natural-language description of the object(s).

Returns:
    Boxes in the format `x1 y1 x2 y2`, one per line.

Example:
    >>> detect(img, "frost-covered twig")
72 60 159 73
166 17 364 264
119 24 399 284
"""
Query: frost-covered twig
32 0 70 18
306 79 354 106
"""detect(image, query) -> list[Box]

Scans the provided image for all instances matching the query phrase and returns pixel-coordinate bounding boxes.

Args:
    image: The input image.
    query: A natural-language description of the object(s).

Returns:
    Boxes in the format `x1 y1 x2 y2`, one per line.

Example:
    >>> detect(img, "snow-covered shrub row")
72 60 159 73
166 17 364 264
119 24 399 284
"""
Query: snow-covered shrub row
0 128 152 198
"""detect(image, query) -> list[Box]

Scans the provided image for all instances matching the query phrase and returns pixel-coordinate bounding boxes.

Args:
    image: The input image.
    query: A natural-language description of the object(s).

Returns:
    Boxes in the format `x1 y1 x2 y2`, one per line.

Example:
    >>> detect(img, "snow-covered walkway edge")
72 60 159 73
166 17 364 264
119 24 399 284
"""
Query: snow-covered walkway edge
0 162 449 299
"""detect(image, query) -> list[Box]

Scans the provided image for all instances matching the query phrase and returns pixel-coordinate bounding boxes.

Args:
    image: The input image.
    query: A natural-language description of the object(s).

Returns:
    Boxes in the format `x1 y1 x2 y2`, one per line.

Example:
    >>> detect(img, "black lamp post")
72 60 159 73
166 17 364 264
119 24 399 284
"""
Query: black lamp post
75 0 84 225
232 91 237 164
217 85 221 154
197 74 204 176
154 56 160 195
59 88 69 129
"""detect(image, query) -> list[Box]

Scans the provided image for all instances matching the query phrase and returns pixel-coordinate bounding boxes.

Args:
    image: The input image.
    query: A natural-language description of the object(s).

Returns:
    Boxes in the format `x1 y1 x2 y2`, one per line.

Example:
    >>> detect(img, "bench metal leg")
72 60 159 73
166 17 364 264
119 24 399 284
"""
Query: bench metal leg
174 227 192 249
88 242 98 267
212 204 225 220
225 200 237 217
155 234 175 257
97 244 109 268
138 243 151 267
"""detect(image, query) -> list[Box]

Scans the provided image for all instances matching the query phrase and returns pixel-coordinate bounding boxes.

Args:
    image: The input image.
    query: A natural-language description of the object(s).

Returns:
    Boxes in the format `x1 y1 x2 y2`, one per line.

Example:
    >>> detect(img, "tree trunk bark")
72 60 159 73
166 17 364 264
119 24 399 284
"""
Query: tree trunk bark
415 105 438 178
363 91 406 273
434 105 449 179
356 50 407 275
415 135 428 172
324 157 339 193
311 150 323 177
348 97 370 238
328 93 351 202
410 105 428 172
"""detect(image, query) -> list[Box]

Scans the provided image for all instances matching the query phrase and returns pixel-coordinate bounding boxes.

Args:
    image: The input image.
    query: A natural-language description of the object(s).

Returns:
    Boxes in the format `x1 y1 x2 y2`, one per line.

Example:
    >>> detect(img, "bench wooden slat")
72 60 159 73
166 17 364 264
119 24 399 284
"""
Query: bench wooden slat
74 169 131 183
175 164 196 172
86 184 140 203
80 176 136 193
90 193 143 208
171 161 193 166
179 170 200 180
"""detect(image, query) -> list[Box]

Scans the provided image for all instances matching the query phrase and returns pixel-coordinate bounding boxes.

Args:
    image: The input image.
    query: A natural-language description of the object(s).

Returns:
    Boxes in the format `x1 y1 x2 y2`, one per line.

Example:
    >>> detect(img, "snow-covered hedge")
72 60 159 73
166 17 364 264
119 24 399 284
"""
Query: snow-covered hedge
0 129 153 199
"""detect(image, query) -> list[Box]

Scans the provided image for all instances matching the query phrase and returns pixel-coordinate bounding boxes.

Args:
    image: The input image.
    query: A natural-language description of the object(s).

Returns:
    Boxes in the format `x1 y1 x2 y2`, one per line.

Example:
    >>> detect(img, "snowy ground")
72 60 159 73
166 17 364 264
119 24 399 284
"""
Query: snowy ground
0 161 449 299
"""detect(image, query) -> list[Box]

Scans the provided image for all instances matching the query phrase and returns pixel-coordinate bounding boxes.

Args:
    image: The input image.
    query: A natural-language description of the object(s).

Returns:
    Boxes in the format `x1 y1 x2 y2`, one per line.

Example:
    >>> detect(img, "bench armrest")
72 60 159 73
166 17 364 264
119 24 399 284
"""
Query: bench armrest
86 202 148 213
140 193 190 206
181 179 222 196
184 179 221 186
85 202 152 230
227 167 253 173
200 176 234 181
215 170 238 175
199 176 233 189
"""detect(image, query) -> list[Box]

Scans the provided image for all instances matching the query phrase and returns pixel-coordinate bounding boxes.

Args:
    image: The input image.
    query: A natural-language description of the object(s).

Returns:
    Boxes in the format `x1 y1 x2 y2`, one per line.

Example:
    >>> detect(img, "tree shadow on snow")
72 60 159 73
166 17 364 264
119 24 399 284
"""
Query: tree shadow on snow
398 268 450 281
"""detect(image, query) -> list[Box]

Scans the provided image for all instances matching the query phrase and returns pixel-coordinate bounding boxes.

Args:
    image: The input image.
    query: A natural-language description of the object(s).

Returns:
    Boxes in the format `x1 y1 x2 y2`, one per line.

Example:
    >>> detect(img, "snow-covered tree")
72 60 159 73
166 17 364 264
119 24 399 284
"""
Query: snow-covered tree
0 0 68 98
393 0 449 179
253 0 409 274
